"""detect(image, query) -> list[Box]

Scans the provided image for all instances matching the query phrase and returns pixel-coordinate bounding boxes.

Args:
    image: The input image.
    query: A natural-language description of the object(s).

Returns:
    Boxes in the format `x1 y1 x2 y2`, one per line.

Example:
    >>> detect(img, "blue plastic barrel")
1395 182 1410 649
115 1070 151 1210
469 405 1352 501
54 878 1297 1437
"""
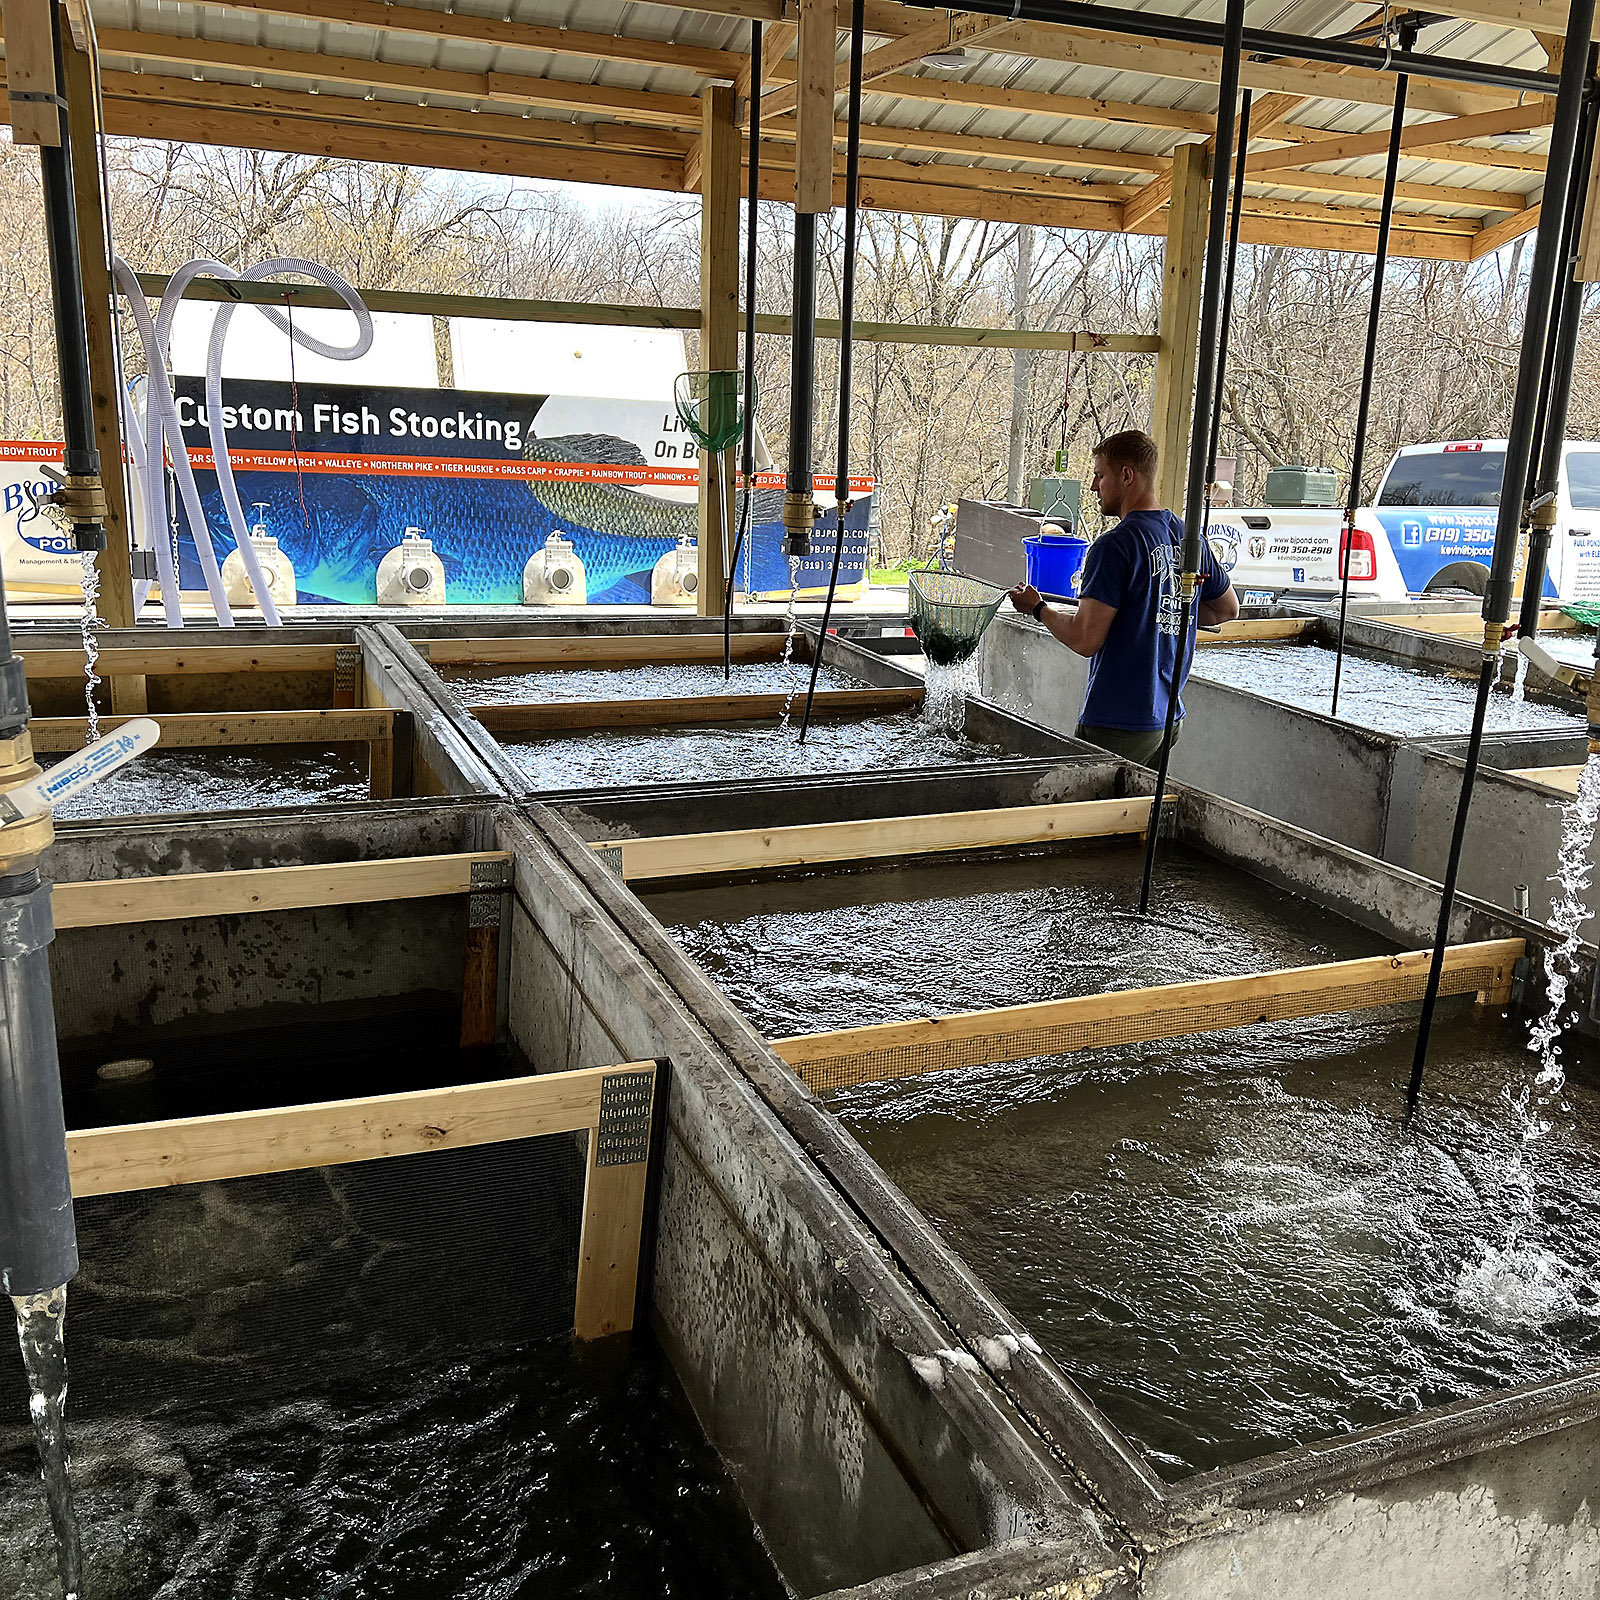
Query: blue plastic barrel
1024 530 1090 597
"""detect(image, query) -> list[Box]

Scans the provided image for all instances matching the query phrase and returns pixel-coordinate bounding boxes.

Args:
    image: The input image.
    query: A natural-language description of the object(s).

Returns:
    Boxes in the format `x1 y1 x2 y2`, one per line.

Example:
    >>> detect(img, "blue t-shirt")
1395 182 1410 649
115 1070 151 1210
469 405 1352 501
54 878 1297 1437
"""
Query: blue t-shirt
1076 509 1230 732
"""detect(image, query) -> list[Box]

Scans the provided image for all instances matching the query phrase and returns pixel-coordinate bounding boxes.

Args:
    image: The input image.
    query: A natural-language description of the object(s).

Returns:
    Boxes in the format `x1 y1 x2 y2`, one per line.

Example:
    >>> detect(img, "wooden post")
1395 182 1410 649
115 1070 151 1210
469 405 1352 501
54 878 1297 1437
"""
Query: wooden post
367 727 395 800
793 0 837 215
573 1065 655 1342
698 83 739 619
59 17 145 709
1150 142 1211 513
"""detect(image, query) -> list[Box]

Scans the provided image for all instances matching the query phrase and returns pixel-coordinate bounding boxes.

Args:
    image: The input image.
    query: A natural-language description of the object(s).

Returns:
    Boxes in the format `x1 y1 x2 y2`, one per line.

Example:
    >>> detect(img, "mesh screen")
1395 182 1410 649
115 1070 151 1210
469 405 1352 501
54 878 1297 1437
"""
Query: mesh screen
793 952 1510 1094
908 570 1006 666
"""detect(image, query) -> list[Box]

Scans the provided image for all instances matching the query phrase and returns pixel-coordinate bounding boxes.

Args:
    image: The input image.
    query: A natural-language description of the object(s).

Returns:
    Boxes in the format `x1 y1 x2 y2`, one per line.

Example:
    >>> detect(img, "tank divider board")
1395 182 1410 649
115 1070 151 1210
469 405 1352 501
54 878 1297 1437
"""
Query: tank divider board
52 849 512 929
29 708 396 752
1194 618 1317 645
20 645 343 678
604 796 1164 882
422 633 790 667
1506 763 1584 792
1371 609 1579 638
774 940 1524 1093
472 687 921 733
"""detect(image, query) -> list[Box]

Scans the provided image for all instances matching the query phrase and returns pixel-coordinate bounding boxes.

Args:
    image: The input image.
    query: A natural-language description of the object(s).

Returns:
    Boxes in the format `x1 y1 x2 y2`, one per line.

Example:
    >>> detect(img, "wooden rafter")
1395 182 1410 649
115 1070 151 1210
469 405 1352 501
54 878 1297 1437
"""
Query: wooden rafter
1471 201 1542 257
1246 100 1554 174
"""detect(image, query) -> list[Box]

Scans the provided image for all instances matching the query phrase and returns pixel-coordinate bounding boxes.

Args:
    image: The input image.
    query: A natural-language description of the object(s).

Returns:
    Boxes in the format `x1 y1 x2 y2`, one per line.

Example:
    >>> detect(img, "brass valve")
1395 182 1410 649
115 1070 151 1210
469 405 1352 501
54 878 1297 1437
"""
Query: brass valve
0 729 53 871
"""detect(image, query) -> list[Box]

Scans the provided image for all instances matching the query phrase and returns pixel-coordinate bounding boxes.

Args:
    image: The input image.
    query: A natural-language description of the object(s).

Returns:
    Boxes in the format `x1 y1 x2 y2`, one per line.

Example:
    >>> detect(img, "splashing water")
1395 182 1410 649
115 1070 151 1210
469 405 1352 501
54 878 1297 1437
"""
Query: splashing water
922 653 979 733
1509 650 1530 706
777 556 804 732
77 553 102 745
1520 753 1600 1129
1455 1240 1598 1328
13 1287 81 1600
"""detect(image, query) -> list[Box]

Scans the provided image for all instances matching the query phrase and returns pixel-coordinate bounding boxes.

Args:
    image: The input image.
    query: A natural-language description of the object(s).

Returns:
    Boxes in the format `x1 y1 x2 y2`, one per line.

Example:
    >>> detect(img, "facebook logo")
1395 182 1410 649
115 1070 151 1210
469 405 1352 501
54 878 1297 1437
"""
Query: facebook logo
1292 567 1306 583
1402 522 1422 548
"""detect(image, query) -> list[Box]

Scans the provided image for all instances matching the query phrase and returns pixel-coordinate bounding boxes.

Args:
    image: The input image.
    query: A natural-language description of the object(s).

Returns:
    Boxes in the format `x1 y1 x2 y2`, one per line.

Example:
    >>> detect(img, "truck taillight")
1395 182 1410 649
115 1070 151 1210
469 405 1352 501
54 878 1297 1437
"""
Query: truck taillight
1339 526 1376 581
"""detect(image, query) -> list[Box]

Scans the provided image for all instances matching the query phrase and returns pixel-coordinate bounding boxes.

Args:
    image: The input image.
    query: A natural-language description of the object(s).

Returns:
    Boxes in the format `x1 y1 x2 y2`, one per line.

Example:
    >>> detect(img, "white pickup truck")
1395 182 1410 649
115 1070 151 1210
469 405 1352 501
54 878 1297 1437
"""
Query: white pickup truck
1206 439 1600 606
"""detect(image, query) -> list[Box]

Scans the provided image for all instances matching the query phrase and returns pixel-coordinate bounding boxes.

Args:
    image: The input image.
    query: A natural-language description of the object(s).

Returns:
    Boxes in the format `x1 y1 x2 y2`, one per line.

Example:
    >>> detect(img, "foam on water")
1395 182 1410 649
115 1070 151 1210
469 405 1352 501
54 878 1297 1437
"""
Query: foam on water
653 846 1600 1474
922 655 979 734
1193 642 1580 736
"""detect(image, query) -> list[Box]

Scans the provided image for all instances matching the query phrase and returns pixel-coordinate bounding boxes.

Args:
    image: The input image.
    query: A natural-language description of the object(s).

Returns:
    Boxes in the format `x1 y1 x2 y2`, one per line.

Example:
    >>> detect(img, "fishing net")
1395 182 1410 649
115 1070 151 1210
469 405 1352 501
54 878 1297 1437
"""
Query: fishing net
673 371 748 453
1561 602 1600 628
908 569 1006 667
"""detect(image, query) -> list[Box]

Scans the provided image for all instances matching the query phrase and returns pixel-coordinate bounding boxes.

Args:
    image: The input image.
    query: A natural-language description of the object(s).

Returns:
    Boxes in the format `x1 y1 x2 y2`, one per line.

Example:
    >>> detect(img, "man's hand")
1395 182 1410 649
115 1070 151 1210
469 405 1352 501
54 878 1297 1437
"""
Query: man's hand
1009 582 1042 615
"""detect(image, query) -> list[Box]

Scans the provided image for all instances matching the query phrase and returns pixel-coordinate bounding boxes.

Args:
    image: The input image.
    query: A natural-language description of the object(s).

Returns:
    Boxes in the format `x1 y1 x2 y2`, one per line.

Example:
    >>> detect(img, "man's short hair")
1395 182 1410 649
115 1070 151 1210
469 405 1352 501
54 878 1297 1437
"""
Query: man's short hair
1092 429 1159 485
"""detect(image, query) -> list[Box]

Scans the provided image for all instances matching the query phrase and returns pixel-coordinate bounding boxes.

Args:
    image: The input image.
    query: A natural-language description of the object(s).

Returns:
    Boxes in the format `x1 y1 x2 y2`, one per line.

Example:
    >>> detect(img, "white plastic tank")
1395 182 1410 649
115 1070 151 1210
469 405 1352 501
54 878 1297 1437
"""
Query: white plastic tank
650 535 699 607
221 515 297 610
523 532 587 605
376 527 447 606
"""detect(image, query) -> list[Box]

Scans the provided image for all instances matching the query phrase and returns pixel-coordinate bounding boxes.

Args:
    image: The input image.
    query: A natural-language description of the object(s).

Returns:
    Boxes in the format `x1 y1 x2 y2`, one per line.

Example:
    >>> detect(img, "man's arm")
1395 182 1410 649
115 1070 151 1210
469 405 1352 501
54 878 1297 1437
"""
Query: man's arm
1197 583 1239 627
1008 583 1117 657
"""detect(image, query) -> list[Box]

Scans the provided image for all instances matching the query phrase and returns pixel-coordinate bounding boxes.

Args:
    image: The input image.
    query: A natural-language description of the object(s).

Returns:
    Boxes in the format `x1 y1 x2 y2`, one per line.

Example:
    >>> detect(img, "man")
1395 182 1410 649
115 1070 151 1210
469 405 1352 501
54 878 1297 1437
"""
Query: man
1008 429 1238 764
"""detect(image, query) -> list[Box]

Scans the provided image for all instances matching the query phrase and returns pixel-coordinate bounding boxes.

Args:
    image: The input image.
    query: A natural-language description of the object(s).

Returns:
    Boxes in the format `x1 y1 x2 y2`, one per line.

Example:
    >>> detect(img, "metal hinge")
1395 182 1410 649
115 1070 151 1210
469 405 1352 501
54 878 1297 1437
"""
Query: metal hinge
596 1068 655 1167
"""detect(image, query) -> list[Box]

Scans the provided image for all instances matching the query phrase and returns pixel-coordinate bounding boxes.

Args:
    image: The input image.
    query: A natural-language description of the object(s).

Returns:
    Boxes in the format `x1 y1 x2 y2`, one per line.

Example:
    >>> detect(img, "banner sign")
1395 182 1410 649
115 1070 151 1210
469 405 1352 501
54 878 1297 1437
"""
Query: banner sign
162 378 873 604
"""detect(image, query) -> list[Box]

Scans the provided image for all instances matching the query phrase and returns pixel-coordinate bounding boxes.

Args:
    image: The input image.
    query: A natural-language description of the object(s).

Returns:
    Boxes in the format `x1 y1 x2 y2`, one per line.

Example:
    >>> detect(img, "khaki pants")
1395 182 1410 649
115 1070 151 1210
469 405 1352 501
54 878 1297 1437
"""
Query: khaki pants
1074 721 1182 766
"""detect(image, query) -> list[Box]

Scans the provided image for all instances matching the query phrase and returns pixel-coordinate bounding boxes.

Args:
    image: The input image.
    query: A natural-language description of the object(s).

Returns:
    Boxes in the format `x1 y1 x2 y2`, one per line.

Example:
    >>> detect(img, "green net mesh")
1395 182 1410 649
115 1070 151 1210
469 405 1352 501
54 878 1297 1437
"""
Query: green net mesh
673 370 749 452
1561 602 1600 628
908 569 1006 667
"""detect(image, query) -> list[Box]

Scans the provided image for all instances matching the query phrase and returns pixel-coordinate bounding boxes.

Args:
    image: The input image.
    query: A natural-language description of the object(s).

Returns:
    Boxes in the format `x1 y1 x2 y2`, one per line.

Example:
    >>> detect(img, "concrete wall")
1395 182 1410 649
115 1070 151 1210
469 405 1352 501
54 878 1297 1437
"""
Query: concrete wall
498 807 1124 1598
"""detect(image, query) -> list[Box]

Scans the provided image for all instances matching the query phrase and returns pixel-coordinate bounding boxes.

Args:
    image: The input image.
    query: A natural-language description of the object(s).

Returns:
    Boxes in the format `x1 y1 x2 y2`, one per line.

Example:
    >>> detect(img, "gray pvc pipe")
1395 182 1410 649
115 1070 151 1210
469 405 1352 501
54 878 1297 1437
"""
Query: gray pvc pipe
0 872 77 1298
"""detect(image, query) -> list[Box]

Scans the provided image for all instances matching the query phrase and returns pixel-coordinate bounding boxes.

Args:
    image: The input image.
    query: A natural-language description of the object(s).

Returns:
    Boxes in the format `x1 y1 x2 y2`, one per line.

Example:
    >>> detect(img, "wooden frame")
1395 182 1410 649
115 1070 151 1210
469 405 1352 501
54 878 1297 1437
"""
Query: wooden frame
31 708 399 798
774 941 1524 1093
471 687 921 734
52 849 510 929
596 796 1165 882
422 634 792 668
67 1061 660 1341
1505 763 1584 793
1194 617 1318 646
21 644 343 678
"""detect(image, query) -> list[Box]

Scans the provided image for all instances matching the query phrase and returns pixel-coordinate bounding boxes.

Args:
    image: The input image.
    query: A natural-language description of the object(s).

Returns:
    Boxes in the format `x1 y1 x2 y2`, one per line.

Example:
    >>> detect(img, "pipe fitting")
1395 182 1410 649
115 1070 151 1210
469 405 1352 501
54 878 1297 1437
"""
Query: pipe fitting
1482 618 1507 656
783 491 817 559
0 730 53 871
1179 570 1200 603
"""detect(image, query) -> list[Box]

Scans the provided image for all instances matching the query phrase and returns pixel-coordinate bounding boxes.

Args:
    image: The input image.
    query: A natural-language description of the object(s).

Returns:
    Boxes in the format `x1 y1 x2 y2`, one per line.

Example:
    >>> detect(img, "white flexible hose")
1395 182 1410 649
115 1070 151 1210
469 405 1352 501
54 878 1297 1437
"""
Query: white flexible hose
203 259 373 627
112 255 373 627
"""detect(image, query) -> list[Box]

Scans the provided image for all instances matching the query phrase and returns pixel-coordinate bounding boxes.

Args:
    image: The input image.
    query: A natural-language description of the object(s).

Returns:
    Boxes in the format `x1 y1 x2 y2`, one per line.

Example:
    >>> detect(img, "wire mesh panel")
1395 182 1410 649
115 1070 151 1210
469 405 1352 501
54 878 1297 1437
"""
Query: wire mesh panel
908 571 1006 667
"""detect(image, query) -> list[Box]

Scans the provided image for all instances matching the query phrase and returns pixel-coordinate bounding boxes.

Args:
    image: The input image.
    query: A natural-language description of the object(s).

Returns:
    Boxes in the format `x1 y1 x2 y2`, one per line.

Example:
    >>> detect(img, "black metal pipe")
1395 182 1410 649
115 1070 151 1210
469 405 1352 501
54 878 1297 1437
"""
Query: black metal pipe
1204 91 1251 502
799 0 865 744
1139 0 1246 917
39 4 104 553
902 0 1557 96
1332 21 1415 717
1520 76 1599 641
785 211 819 559
0 865 77 1300
724 19 763 681
1407 0 1596 1124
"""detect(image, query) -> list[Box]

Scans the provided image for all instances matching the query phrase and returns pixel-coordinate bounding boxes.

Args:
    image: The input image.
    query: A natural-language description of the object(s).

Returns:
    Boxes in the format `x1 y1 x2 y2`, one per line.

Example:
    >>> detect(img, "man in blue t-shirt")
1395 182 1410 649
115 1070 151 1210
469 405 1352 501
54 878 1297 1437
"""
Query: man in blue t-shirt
1008 429 1237 764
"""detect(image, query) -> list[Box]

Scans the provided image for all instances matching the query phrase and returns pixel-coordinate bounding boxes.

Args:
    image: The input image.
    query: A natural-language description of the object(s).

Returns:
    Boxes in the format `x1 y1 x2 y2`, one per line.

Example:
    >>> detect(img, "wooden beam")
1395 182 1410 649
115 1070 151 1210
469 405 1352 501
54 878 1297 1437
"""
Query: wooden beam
601 795 1164 882
1245 101 1554 175
773 940 1525 1093
574 1065 656 1341
736 19 798 100
1505 763 1584 792
1472 201 1540 258
1581 119 1600 280
471 687 922 732
132 269 1157 351
793 0 836 212
1194 617 1318 645
3 0 60 145
698 83 739 620
52 850 511 930
67 1065 616 1194
422 633 790 667
951 19 1522 118
59 20 137 642
29 708 395 751
100 70 694 159
1236 195 1478 235
1151 141 1209 511
23 643 341 677
198 0 744 82
91 29 705 128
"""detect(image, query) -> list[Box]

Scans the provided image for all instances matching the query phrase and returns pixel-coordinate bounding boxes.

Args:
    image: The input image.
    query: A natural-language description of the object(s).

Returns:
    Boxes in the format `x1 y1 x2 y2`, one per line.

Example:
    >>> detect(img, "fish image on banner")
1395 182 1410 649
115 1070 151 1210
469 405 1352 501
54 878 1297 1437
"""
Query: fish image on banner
165 377 872 605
